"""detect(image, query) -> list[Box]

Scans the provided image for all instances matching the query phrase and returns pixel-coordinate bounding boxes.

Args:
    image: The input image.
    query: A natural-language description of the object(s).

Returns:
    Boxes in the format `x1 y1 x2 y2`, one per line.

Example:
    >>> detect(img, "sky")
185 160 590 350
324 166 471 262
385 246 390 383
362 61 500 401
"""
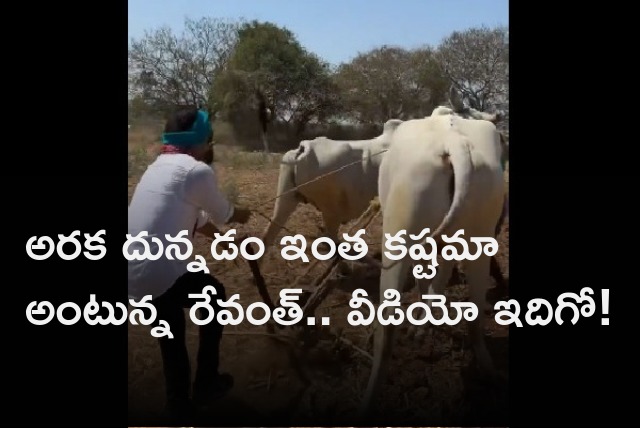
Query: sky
128 0 508 66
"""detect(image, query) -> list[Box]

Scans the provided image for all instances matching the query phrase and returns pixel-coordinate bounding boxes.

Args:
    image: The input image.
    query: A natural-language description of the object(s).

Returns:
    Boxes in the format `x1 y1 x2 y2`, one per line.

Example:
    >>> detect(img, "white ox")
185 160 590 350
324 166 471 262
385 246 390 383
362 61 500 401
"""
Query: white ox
359 106 507 418
260 118 404 255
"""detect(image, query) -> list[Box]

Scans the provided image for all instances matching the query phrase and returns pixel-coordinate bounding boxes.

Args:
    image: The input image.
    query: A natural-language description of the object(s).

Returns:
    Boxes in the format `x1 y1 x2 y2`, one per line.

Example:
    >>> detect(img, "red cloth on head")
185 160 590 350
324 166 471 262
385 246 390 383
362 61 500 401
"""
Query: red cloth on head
161 144 190 155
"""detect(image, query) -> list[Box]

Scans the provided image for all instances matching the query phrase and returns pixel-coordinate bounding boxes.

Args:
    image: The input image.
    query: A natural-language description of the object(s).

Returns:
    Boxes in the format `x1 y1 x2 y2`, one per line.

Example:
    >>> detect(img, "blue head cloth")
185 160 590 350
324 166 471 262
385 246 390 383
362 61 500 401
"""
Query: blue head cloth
162 110 212 147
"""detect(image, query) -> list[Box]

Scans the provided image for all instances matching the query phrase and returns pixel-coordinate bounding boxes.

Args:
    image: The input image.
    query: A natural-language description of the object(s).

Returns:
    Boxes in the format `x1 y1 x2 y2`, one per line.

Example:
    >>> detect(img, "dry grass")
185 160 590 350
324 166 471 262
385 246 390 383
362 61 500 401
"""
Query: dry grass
127 125 510 425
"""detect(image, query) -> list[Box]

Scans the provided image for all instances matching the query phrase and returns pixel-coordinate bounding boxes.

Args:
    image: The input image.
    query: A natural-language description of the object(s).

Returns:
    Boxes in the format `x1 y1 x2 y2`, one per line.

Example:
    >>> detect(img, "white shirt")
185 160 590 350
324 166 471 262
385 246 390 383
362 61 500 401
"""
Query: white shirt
127 153 234 300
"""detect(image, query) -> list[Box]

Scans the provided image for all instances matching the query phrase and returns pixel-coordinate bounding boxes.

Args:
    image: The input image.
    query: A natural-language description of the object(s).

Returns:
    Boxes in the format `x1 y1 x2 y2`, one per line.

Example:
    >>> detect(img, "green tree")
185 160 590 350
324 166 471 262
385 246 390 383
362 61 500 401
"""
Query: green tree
210 20 338 151
435 25 509 123
333 45 448 124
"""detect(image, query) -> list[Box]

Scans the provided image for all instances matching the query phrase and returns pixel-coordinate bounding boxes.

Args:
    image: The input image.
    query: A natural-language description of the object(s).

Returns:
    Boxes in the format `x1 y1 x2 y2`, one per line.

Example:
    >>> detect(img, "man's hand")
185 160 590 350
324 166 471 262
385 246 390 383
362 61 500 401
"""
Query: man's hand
228 206 252 224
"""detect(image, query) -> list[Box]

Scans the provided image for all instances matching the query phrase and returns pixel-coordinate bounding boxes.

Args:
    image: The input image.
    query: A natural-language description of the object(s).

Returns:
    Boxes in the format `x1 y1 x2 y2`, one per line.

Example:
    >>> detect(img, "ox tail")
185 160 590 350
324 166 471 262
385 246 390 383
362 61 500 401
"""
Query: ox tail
427 133 474 247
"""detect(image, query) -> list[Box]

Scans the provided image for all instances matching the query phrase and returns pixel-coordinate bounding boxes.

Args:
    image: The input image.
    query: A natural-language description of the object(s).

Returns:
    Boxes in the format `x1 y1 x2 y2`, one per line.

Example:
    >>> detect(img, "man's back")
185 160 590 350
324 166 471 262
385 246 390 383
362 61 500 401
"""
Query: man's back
127 153 228 300
129 153 204 240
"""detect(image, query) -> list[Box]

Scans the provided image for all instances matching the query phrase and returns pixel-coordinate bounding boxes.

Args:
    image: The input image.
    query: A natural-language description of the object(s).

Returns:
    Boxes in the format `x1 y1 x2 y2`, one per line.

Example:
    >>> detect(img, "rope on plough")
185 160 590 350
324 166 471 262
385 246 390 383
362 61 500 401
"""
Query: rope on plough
238 148 389 240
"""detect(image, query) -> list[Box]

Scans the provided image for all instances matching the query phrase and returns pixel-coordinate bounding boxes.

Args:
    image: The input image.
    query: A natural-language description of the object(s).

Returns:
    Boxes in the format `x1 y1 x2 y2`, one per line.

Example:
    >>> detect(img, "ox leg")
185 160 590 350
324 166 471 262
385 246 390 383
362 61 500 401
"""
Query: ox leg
489 201 508 294
461 254 496 376
359 254 411 420
408 259 456 342
319 212 340 248
260 192 299 267
260 159 300 266
490 256 507 291
319 212 351 275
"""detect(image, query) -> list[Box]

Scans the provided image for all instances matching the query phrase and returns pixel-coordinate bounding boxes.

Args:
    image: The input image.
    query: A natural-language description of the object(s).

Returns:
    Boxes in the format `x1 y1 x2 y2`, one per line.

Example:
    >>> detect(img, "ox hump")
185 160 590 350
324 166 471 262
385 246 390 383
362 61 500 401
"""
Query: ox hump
381 118 403 136
431 106 455 117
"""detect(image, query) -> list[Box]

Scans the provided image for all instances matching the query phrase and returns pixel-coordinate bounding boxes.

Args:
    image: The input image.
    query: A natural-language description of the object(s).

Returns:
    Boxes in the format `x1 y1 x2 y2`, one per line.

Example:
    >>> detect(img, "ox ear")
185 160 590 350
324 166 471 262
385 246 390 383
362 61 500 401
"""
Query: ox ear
448 84 465 112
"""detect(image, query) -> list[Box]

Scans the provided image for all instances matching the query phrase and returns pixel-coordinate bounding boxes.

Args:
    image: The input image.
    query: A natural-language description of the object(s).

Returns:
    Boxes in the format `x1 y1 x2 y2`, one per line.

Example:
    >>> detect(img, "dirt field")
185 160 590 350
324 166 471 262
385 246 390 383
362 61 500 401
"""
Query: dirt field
127 125 510 425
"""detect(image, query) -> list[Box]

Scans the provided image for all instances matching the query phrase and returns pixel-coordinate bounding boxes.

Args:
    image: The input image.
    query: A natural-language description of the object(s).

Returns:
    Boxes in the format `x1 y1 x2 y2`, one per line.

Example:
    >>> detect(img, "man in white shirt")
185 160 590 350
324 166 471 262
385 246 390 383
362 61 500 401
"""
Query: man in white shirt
128 107 251 421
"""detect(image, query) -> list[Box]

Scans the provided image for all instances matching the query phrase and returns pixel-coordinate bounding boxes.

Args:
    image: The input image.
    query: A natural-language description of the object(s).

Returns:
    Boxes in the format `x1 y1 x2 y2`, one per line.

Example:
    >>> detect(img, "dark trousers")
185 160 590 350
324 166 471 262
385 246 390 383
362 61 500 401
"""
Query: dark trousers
151 271 226 408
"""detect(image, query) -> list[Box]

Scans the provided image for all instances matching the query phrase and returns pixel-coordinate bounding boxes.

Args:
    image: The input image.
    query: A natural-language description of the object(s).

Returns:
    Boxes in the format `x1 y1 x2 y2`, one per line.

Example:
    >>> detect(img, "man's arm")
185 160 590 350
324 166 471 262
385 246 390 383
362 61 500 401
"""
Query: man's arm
193 209 221 238
185 163 252 226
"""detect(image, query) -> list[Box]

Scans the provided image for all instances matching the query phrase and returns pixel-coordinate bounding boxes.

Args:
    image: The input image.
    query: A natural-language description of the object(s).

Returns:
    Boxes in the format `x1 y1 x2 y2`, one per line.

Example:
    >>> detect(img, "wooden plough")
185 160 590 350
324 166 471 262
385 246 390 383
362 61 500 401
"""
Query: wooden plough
242 199 383 340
